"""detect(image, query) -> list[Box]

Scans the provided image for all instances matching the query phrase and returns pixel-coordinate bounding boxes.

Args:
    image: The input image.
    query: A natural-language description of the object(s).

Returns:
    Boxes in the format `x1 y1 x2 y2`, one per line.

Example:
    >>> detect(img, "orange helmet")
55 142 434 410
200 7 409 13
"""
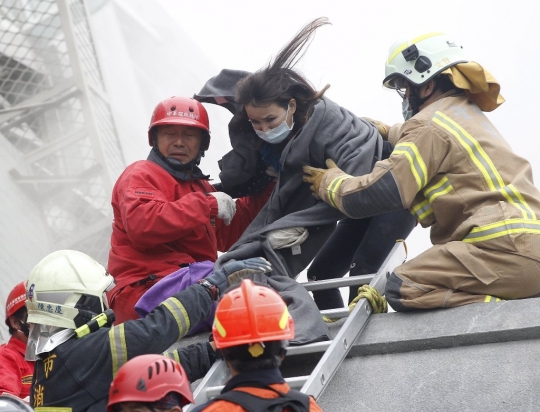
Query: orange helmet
147 96 210 147
5 281 26 326
213 279 294 349
107 354 193 411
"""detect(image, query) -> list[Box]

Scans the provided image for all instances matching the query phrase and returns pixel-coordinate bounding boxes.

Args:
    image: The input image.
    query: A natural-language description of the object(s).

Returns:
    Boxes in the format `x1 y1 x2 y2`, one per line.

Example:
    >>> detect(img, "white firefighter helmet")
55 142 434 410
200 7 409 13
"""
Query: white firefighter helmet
26 250 115 330
383 32 467 90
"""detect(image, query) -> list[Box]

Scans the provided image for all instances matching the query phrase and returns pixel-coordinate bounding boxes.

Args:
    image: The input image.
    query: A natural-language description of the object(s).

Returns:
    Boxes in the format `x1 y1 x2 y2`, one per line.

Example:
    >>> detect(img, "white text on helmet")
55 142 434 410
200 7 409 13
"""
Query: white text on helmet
166 111 200 121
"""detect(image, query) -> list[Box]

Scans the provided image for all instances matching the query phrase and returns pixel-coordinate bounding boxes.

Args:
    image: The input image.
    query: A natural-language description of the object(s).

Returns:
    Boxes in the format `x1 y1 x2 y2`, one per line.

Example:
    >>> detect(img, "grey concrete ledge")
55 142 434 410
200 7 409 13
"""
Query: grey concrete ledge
346 297 540 356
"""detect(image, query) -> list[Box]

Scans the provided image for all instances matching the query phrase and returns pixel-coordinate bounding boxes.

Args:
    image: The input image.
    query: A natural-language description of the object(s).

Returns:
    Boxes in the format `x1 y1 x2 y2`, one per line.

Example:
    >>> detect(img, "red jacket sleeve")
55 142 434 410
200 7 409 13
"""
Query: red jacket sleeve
0 347 23 397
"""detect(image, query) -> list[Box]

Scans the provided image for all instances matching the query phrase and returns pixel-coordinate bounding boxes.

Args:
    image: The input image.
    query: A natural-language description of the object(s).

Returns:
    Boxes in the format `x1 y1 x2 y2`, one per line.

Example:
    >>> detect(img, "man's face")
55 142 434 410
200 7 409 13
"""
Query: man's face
156 125 203 164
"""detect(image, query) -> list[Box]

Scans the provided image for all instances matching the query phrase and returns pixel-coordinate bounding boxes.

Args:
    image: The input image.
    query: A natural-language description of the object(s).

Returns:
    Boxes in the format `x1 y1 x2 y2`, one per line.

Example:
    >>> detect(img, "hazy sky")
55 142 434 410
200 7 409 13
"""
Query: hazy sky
156 0 540 260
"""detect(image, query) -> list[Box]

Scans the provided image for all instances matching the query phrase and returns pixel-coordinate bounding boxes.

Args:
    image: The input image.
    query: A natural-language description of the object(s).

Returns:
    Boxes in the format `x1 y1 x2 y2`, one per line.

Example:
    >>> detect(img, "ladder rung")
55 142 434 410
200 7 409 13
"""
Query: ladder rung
299 274 374 291
286 340 331 356
320 308 349 319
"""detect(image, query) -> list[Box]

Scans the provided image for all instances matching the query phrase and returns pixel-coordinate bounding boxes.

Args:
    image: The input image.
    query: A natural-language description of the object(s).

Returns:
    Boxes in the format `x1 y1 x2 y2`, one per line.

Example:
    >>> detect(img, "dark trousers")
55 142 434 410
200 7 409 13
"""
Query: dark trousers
307 209 416 310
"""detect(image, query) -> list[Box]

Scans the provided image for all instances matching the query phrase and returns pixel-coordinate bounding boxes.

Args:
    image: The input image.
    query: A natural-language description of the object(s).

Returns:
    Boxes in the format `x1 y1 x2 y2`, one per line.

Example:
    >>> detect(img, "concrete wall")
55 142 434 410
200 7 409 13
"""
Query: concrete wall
316 298 540 411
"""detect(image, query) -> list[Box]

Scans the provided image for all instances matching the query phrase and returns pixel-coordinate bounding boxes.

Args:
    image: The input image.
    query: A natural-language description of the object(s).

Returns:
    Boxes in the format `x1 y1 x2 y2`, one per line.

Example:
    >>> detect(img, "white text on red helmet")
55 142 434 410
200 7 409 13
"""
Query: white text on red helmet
167 110 200 120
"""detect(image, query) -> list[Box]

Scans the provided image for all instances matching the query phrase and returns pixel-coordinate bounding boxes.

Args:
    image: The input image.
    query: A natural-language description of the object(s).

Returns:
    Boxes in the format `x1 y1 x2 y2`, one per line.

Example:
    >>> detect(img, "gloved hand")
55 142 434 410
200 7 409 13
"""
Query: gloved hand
209 192 237 225
200 258 273 298
362 117 390 140
221 257 273 285
267 227 309 249
302 159 339 199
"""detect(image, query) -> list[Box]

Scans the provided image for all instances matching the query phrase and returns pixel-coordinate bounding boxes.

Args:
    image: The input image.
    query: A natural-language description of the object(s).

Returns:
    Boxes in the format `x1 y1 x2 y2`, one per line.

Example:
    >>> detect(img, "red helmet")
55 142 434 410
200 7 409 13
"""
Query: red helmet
5 281 26 326
147 96 210 147
213 279 295 349
107 354 193 411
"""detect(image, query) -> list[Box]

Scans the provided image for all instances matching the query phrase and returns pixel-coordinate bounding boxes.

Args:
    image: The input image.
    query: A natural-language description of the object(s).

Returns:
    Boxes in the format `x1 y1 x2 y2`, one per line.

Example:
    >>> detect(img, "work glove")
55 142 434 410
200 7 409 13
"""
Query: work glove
362 117 390 140
209 192 236 225
222 257 273 285
302 159 339 199
199 258 273 299
267 227 309 249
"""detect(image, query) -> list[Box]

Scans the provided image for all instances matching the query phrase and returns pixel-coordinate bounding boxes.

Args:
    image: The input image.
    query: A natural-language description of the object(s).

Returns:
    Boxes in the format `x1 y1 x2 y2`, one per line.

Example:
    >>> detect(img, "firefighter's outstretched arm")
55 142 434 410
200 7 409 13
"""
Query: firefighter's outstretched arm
303 159 403 220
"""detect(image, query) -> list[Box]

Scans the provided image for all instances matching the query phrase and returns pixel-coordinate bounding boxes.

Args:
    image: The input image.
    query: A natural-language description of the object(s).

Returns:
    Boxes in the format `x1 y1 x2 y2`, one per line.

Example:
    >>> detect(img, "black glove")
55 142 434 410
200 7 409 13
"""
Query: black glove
198 258 272 300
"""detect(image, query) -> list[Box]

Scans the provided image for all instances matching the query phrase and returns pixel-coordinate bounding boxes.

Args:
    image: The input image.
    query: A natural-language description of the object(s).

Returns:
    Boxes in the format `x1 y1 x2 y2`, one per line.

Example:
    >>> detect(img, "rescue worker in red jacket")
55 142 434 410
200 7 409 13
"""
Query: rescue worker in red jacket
303 32 540 311
107 354 193 412
25 249 272 411
191 279 323 412
107 96 272 323
0 281 34 401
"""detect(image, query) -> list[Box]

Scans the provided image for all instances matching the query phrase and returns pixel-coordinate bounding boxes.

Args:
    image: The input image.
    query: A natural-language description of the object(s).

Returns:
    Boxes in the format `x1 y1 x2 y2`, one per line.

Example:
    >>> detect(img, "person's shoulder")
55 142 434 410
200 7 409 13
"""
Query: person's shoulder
116 160 169 183
193 399 247 412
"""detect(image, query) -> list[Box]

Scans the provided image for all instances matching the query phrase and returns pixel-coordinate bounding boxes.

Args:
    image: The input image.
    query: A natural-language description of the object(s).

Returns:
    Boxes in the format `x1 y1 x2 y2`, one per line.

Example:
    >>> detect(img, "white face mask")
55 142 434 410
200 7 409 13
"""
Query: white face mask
254 107 294 144
402 98 414 121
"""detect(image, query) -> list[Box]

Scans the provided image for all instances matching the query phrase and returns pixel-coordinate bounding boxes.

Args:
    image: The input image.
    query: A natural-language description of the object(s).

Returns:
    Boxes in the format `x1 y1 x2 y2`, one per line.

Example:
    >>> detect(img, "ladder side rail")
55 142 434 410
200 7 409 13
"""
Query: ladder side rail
299 242 406 399
187 359 230 409
186 242 406 410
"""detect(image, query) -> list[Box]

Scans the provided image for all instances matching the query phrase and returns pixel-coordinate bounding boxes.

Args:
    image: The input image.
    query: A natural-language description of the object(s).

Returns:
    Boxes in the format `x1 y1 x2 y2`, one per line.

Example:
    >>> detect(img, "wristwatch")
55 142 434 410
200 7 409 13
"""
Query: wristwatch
197 278 219 301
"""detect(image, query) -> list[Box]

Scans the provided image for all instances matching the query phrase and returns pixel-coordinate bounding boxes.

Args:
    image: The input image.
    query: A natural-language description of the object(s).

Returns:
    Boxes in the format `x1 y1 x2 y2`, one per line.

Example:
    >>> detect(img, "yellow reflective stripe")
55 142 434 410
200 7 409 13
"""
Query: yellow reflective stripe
433 112 536 220
109 323 127 377
424 176 453 203
214 316 226 338
394 142 428 190
35 408 72 412
484 295 503 303
162 297 190 338
501 184 536 219
326 176 350 208
163 349 182 364
464 219 540 243
387 32 445 64
411 199 433 221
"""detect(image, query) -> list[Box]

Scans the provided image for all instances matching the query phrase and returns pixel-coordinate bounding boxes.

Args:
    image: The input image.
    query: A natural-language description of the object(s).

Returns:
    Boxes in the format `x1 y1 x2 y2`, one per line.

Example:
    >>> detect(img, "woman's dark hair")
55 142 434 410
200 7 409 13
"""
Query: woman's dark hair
235 17 331 131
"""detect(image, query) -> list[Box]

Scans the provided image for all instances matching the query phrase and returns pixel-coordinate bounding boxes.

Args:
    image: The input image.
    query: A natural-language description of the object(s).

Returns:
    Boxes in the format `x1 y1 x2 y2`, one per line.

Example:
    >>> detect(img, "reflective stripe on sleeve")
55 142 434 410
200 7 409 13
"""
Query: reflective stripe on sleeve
161 297 191 339
327 176 350 208
109 323 127 377
411 199 433 221
424 176 453 203
393 142 428 190
163 349 182 364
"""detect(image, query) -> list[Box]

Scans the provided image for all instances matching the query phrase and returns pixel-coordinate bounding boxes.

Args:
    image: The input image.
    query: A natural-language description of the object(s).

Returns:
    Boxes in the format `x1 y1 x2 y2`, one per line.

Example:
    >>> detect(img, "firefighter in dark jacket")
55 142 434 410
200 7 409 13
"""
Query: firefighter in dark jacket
191 279 323 412
25 249 271 412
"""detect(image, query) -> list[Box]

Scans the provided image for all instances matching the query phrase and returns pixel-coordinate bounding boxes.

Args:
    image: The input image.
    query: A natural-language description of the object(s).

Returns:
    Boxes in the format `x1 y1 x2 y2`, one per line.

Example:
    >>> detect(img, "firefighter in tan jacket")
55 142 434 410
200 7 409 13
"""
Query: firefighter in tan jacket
303 32 540 311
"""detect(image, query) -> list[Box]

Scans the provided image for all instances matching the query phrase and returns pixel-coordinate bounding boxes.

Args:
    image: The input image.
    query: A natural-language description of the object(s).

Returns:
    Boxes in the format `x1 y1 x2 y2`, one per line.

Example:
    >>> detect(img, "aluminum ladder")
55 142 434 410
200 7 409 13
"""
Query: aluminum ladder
185 241 407 410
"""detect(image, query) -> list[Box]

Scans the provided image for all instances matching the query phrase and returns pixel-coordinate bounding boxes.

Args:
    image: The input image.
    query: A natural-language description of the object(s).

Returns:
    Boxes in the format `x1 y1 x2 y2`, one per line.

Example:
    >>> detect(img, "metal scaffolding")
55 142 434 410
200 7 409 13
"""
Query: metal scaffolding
0 0 123 265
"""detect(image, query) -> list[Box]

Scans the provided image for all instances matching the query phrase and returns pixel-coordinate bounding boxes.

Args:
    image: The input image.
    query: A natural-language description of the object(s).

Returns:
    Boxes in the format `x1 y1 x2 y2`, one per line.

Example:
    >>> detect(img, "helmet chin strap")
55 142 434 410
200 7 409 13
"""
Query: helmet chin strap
409 80 437 115
17 319 30 337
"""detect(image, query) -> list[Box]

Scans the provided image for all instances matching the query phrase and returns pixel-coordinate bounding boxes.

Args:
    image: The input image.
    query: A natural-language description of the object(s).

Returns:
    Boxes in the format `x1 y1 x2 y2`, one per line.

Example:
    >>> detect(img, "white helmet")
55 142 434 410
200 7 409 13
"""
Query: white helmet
383 32 467 89
26 250 115 329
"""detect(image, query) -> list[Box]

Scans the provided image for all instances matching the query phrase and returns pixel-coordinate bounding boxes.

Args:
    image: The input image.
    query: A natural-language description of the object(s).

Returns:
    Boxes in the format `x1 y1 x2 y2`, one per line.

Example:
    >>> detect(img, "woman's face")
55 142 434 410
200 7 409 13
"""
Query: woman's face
245 100 296 133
